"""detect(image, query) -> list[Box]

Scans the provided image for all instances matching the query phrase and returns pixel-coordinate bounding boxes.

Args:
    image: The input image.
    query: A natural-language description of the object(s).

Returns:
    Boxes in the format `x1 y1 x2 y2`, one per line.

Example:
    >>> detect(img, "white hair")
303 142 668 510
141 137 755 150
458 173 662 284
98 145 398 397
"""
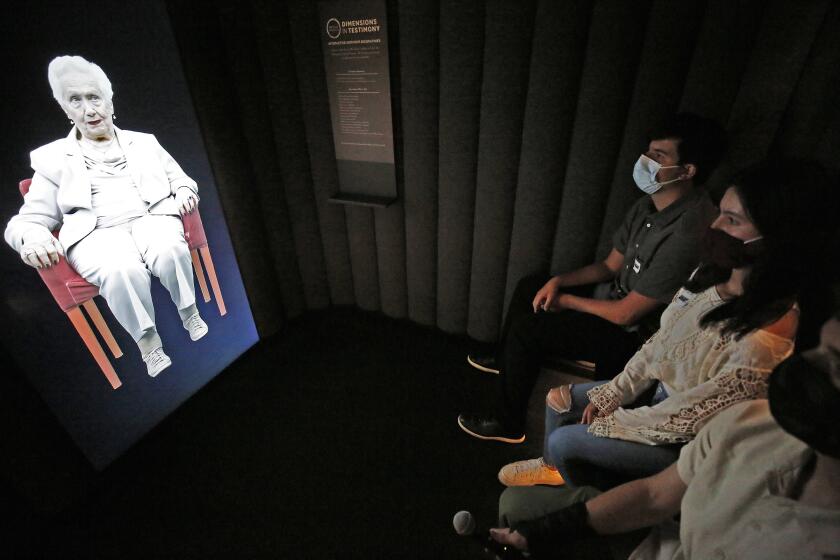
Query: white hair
47 55 113 107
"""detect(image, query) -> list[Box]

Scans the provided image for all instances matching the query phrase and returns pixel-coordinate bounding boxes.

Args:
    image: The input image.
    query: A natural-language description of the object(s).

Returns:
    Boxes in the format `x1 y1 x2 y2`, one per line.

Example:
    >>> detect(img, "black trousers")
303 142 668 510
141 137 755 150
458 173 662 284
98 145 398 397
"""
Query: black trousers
494 274 644 432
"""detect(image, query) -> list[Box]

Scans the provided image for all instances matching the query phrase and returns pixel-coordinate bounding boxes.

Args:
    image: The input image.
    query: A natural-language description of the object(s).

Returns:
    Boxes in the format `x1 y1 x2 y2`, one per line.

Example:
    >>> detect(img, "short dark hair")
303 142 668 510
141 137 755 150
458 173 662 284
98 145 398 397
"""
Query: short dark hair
648 113 727 185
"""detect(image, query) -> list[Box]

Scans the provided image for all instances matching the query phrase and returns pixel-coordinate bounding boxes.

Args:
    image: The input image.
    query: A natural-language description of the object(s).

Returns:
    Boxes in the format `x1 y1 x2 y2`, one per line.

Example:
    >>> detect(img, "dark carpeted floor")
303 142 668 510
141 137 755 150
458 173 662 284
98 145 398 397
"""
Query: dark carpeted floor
7 308 571 558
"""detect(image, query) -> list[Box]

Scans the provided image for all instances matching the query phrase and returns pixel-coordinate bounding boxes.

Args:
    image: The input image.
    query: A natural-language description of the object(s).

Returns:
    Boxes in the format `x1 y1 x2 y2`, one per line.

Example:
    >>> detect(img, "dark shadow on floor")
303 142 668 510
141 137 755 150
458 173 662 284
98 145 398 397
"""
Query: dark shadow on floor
5 308 641 558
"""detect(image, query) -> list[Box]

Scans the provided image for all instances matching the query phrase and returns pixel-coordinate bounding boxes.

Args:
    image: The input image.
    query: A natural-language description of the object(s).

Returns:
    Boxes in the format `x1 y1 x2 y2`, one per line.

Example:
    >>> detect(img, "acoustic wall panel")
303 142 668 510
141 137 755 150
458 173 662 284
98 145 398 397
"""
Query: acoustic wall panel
164 0 840 344
214 2 308 318
550 0 651 274
167 0 285 337
772 2 840 164
678 0 765 132
503 0 592 313
287 0 356 307
252 0 332 311
436 0 485 335
399 0 440 327
706 0 831 193
596 0 706 258
467 0 537 341
370 0 409 320
347 207 382 312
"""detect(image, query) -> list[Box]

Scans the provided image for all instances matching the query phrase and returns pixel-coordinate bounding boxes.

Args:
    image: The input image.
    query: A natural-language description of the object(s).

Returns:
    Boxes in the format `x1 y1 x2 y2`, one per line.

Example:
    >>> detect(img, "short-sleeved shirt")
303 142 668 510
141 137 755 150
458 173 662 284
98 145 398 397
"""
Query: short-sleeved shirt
631 401 840 560
611 189 717 336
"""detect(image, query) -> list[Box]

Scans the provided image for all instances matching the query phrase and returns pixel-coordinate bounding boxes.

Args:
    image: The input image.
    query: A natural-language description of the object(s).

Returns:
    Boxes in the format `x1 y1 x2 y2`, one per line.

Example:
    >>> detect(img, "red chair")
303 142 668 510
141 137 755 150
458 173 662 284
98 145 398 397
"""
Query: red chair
18 179 226 389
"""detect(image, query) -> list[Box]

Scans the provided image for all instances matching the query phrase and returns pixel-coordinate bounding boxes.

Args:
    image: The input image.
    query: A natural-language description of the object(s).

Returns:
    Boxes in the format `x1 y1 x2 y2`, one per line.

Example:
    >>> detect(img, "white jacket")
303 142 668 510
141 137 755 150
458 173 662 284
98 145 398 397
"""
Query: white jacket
5 127 197 252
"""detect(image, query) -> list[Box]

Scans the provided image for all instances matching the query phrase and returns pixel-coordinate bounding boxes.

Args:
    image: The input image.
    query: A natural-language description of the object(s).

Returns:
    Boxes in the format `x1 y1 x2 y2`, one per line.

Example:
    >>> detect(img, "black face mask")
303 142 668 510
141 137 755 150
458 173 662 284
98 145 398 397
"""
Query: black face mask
768 353 840 458
701 228 764 269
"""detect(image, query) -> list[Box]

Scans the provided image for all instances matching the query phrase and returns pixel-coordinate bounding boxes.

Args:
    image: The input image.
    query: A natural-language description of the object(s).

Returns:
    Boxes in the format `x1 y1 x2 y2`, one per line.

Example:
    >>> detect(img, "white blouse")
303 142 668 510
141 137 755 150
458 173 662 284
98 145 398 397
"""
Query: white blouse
80 137 148 228
586 286 795 445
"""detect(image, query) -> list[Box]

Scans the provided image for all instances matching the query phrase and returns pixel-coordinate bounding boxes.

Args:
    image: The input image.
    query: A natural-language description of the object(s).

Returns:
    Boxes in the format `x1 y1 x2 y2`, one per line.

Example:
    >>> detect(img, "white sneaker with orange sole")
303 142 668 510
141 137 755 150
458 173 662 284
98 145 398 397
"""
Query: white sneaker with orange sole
498 457 565 487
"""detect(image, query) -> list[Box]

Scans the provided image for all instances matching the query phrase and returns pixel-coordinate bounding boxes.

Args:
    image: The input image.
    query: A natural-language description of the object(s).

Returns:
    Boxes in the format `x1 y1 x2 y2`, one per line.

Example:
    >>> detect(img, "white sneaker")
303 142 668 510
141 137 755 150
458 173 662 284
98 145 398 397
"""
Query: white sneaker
498 457 565 487
183 313 208 341
143 347 172 377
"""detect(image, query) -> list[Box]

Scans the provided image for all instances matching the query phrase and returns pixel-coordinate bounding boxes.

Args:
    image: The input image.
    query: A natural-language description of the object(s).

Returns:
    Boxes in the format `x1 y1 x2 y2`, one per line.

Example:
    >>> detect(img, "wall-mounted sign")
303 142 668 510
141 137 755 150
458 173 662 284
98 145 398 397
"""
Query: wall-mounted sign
319 0 397 207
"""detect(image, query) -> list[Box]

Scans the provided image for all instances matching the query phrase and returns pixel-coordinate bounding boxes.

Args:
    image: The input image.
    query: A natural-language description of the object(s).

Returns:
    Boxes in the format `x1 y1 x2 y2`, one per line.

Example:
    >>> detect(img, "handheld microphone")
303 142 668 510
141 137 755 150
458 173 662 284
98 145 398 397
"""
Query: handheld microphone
453 510 526 559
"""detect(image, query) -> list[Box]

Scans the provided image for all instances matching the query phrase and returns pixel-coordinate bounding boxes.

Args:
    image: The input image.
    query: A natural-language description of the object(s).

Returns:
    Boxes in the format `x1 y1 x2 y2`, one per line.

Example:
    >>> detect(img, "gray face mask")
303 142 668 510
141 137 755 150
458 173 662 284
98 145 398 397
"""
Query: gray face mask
632 155 682 194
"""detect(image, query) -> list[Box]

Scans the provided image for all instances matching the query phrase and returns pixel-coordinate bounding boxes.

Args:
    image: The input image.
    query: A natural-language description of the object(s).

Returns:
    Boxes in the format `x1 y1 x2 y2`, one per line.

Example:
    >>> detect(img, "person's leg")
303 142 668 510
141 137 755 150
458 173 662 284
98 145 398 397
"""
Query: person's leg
68 225 155 343
68 224 171 376
542 381 608 464
496 381 609 486
495 310 623 434
498 485 602 527
131 215 195 313
498 485 614 560
496 273 552 351
466 274 552 374
131 215 206 341
547 424 682 490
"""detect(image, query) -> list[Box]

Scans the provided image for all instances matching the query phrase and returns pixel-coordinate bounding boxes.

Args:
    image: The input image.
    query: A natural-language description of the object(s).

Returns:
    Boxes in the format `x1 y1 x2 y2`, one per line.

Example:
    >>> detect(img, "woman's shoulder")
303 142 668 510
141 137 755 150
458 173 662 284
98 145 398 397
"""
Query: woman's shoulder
30 137 67 158
728 307 797 362
760 305 799 340
115 129 157 144
30 136 72 178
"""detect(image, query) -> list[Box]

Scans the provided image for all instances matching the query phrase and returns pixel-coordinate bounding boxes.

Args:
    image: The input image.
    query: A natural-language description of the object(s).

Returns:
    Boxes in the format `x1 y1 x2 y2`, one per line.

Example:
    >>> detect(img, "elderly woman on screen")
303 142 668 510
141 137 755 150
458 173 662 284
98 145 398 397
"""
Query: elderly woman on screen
4 55 206 377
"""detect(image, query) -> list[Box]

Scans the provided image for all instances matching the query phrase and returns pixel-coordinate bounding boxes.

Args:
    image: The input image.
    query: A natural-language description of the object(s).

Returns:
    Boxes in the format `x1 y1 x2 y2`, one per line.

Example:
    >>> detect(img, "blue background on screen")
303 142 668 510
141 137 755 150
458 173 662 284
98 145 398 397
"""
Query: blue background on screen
0 1 258 469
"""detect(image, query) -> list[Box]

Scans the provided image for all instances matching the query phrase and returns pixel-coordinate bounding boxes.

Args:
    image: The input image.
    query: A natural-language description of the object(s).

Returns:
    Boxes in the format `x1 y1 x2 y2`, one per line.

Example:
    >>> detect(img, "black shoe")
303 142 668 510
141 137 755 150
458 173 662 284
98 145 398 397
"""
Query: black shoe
457 414 525 444
467 354 500 374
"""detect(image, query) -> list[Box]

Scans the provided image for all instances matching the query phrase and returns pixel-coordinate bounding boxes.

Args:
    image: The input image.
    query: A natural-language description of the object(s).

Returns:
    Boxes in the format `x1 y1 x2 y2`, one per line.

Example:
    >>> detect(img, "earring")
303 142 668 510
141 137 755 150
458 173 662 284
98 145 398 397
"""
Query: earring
112 113 116 121
68 119 74 125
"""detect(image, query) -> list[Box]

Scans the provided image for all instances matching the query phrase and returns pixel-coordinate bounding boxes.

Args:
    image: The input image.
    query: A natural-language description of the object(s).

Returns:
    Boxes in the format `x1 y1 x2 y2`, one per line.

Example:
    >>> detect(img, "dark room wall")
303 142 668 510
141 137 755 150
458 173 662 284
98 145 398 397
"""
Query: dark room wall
166 0 840 342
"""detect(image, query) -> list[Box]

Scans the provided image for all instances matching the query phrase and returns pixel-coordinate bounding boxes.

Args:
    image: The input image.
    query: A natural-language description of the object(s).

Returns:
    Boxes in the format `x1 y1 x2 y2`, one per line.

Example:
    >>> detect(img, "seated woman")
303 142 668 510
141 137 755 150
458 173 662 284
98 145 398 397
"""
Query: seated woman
490 312 840 560
4 55 206 377
498 158 832 491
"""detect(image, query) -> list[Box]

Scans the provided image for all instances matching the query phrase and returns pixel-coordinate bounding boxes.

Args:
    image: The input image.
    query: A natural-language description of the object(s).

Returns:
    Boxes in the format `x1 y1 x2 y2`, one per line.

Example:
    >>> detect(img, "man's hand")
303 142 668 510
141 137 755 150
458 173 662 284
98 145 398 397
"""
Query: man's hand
532 277 563 312
19 229 64 269
489 528 528 552
175 187 199 215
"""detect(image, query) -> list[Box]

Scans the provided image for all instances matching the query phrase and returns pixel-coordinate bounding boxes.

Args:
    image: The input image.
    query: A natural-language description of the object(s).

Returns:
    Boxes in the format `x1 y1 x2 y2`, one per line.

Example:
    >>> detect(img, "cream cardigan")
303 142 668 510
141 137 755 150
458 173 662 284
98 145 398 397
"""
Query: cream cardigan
586 286 794 445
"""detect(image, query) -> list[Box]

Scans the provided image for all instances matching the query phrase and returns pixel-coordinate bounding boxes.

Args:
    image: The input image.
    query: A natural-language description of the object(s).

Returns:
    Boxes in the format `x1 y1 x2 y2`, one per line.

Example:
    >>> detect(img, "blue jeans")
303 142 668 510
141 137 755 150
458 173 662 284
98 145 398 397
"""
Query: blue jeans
543 381 681 490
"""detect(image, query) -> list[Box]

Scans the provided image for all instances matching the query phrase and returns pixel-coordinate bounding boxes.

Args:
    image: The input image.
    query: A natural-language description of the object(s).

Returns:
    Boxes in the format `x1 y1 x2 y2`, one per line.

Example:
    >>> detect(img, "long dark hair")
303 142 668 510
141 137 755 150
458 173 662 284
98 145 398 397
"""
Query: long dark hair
686 159 838 339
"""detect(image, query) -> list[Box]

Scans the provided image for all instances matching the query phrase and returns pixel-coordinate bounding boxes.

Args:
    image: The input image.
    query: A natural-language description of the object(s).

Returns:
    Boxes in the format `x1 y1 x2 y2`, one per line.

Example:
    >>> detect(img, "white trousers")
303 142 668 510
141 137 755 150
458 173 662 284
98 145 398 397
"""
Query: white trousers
67 214 195 342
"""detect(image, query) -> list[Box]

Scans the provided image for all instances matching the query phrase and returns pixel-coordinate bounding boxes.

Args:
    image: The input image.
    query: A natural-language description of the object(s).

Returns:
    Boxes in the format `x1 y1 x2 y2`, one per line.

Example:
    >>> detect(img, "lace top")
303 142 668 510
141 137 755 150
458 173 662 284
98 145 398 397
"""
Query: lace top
586 286 794 445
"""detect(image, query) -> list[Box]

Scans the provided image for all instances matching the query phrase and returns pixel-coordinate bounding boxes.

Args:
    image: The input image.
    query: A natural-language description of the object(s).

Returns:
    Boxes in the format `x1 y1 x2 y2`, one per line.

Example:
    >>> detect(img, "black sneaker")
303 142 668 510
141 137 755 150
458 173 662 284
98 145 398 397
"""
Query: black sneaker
467 354 500 374
457 414 525 444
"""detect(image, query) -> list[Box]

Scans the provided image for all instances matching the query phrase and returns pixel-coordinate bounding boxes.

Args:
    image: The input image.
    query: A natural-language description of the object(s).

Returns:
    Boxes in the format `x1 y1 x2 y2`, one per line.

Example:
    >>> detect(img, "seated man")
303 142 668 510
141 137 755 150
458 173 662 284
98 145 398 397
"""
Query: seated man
458 113 727 444
5 55 206 377
490 314 840 560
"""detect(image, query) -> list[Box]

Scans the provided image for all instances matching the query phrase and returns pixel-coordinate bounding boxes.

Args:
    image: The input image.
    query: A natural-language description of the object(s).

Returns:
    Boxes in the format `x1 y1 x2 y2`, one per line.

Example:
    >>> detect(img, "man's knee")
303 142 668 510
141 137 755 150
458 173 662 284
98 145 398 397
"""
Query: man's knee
512 272 550 302
508 311 541 340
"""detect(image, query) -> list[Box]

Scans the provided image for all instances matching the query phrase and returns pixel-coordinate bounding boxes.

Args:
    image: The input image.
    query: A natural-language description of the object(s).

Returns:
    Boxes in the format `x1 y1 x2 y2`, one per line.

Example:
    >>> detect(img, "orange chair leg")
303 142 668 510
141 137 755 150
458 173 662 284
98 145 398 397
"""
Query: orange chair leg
191 248 211 303
82 300 123 358
199 246 226 316
67 307 122 390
